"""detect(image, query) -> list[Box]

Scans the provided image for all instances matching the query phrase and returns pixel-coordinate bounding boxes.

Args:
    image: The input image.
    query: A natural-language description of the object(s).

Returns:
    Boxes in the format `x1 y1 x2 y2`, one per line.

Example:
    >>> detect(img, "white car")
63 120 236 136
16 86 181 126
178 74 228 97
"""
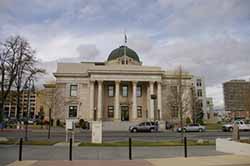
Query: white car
222 120 250 132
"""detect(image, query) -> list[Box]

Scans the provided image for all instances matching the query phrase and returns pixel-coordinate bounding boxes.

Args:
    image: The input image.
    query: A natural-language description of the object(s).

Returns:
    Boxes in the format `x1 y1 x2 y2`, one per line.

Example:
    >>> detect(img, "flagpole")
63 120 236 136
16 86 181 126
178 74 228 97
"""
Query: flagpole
124 30 127 64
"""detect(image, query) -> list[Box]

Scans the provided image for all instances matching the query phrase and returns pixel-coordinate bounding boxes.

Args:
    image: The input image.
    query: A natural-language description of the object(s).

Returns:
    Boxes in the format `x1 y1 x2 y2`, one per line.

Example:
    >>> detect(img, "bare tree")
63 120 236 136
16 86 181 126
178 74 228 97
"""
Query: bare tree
12 36 45 121
0 35 45 123
176 66 185 141
37 82 62 139
0 36 23 122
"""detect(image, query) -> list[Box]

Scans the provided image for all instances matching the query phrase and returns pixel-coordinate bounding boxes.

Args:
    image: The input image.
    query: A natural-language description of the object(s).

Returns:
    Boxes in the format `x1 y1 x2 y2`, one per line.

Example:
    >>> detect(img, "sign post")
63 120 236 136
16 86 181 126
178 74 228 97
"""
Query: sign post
66 119 75 143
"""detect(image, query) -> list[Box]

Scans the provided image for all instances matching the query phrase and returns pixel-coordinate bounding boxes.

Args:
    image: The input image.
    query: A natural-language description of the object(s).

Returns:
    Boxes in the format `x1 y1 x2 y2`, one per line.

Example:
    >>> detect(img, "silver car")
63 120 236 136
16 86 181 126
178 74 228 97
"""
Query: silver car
129 122 158 132
177 124 206 132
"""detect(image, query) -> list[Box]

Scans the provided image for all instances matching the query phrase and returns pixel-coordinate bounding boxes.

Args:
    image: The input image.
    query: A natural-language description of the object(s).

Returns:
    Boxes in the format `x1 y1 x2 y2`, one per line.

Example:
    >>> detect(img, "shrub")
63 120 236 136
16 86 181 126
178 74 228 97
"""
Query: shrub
186 117 191 124
79 119 85 128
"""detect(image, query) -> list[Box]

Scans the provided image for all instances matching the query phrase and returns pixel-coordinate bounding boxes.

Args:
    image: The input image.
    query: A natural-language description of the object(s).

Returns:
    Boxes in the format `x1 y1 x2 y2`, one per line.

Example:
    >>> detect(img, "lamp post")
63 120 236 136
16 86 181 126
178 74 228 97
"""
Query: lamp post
24 79 35 141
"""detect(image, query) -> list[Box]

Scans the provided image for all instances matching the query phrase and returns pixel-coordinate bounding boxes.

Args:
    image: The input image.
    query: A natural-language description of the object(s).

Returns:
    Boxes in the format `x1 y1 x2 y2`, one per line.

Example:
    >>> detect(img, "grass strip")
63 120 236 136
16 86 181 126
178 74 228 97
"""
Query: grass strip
0 139 59 145
79 140 215 147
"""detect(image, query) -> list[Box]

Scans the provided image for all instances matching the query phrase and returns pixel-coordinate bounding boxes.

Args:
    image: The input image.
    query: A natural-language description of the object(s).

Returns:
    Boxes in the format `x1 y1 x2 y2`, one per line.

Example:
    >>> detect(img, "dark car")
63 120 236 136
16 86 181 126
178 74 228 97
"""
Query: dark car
129 121 158 132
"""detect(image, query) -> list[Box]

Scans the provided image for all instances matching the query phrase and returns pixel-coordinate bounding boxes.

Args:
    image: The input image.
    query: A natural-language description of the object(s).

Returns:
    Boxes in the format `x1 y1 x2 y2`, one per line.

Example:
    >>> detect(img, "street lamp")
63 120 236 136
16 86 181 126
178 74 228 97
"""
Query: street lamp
24 79 35 141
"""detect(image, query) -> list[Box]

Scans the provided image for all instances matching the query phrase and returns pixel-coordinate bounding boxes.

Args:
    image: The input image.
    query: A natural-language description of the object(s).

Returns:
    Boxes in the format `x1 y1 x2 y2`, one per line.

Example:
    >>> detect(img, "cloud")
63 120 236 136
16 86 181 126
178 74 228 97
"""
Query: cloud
76 44 99 60
128 35 153 53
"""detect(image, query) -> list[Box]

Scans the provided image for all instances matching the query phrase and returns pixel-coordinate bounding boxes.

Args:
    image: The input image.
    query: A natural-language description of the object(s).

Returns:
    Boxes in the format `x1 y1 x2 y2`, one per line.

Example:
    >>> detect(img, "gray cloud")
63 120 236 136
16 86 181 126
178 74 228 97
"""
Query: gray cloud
76 44 99 61
144 35 250 86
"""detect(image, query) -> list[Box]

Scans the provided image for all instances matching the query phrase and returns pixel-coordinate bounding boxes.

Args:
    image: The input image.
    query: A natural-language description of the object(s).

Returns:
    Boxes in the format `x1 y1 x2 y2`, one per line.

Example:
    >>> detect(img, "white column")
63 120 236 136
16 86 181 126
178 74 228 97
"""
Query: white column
149 81 154 120
97 81 103 120
157 82 162 120
114 81 120 120
132 81 137 120
89 81 95 120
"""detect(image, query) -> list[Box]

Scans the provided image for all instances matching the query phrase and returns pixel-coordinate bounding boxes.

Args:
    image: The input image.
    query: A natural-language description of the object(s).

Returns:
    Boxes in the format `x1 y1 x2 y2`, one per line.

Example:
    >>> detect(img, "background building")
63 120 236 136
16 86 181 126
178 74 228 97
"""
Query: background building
192 76 209 120
3 91 37 119
223 80 250 120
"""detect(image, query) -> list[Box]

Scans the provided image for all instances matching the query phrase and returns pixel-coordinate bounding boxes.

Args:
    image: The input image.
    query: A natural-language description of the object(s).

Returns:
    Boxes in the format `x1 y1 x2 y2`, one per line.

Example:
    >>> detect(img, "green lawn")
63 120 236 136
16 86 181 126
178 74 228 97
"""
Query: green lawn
0 139 59 145
79 140 215 147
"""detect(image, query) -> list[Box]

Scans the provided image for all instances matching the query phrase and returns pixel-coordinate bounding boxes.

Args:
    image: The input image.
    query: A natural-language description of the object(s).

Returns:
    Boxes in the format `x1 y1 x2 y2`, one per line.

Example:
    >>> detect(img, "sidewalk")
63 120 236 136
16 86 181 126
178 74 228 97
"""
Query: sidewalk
7 155 250 166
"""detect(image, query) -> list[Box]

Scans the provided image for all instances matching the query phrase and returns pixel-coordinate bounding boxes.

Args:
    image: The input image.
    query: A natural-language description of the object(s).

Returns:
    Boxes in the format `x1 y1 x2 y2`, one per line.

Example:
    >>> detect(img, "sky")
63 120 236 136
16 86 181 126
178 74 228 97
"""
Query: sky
0 0 250 109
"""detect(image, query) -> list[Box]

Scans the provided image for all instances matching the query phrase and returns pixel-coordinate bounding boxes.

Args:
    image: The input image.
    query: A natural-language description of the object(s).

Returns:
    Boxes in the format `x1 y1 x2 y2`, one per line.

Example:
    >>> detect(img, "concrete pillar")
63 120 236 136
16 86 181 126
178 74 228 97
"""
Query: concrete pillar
149 81 154 120
132 81 137 120
89 81 95 120
114 81 120 120
97 81 103 120
157 82 162 120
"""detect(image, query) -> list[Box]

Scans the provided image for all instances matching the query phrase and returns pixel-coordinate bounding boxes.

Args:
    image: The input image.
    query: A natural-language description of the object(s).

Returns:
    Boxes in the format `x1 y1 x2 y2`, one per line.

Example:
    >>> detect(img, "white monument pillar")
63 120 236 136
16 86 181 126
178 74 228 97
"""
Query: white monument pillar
132 81 137 120
114 81 120 120
157 82 162 120
97 81 103 120
149 81 154 120
89 81 94 120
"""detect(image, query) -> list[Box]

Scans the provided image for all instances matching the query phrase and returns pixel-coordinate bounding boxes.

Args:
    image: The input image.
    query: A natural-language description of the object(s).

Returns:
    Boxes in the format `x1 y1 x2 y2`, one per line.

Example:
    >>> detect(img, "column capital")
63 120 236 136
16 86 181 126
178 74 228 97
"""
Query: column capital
97 80 103 84
115 80 121 84
89 80 96 84
157 81 162 85
132 81 137 85
149 81 155 86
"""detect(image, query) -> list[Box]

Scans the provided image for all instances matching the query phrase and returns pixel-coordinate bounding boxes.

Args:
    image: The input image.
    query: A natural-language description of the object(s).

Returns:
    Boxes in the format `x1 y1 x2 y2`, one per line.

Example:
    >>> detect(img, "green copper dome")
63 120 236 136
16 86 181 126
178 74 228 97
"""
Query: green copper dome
107 46 140 62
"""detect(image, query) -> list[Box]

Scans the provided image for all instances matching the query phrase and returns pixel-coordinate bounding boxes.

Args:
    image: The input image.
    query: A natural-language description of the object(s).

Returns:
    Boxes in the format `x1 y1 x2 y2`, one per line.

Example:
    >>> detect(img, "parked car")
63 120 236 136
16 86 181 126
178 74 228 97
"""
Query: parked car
177 124 206 132
222 120 250 132
129 121 158 132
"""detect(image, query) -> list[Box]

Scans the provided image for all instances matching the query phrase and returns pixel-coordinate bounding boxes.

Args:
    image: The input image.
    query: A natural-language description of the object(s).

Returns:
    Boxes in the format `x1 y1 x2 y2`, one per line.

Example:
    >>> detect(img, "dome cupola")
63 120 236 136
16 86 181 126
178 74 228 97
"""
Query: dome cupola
107 46 140 62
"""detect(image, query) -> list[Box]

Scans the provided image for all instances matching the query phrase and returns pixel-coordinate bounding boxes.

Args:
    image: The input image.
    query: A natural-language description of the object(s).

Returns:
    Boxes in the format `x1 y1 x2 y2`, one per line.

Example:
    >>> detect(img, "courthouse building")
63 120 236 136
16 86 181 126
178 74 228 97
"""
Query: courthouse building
53 45 195 130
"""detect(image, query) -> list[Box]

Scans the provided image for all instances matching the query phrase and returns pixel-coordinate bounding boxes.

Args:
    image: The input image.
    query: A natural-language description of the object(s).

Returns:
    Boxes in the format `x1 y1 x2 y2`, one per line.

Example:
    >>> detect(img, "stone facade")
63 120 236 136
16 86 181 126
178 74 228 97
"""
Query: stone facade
53 46 195 129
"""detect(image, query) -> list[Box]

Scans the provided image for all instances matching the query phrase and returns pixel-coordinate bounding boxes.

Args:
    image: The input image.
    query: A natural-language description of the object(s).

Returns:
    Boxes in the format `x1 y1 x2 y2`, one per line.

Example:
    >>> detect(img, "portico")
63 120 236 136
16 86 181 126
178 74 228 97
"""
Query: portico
89 78 162 122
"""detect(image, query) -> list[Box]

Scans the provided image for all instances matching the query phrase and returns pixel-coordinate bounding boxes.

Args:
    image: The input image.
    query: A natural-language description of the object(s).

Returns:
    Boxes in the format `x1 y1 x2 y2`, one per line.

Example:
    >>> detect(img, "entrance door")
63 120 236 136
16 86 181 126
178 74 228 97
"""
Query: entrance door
121 106 129 121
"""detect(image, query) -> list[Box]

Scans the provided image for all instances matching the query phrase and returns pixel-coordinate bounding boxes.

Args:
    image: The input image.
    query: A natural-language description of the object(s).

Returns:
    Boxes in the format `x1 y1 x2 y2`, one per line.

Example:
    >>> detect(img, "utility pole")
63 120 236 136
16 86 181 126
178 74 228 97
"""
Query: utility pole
177 66 184 142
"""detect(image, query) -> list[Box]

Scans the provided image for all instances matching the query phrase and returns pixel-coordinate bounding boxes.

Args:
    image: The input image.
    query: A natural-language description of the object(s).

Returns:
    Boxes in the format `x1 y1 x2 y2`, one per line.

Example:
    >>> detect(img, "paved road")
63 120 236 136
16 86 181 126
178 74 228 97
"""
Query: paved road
0 144 228 166
0 129 250 142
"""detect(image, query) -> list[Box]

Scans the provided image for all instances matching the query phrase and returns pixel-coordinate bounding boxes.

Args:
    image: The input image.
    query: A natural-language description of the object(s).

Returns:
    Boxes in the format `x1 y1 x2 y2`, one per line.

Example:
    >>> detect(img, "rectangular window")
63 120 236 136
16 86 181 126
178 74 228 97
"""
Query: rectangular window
108 106 114 118
171 105 178 118
197 89 202 97
69 106 77 118
108 85 114 97
122 85 128 97
196 79 202 87
136 86 142 97
70 85 77 97
137 106 142 118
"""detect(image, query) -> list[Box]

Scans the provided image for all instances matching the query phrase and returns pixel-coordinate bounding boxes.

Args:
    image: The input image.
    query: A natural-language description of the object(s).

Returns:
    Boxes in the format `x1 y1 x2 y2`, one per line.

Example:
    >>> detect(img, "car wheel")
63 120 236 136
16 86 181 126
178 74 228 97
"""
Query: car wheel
229 127 233 132
150 128 154 132
183 128 187 132
199 128 203 132
132 128 137 133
